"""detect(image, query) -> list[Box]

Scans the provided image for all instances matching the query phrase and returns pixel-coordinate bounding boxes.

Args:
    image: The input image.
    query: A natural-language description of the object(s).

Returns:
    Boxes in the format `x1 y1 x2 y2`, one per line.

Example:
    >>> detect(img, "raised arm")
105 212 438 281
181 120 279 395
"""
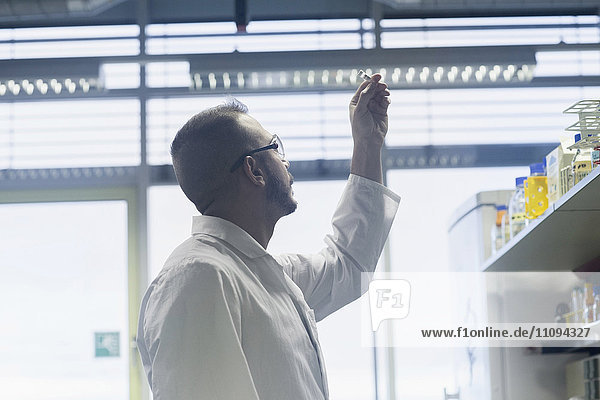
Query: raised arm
275 76 398 321
275 175 400 321
349 73 391 184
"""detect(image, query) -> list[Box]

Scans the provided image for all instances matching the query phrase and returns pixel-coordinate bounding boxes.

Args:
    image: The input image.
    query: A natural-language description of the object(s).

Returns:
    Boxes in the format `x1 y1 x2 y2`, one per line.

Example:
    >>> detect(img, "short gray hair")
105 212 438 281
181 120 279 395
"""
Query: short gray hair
170 98 257 212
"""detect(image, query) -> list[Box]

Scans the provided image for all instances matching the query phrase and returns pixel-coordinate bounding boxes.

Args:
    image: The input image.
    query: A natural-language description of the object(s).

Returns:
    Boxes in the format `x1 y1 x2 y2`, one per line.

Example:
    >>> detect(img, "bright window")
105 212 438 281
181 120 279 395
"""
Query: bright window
385 166 527 399
0 99 140 169
0 200 129 400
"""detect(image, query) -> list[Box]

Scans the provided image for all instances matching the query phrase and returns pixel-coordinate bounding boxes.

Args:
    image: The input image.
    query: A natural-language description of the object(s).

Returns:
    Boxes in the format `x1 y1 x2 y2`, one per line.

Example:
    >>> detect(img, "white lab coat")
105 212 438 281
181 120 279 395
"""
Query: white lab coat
137 174 400 399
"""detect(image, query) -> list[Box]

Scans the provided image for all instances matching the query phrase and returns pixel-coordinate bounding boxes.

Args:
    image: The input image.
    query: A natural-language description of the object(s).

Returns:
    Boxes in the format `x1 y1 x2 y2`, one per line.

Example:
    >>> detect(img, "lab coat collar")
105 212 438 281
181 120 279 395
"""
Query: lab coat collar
191 215 268 259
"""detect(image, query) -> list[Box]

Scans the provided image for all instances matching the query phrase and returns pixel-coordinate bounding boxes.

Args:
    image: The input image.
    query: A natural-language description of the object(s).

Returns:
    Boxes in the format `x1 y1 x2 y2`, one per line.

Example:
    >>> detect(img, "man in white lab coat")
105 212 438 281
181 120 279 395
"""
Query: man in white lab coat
137 74 400 399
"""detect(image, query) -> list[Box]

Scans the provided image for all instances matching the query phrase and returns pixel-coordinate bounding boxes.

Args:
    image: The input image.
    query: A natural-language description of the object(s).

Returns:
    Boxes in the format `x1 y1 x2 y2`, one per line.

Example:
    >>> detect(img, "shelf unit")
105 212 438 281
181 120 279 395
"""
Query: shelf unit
482 166 600 272
446 166 600 400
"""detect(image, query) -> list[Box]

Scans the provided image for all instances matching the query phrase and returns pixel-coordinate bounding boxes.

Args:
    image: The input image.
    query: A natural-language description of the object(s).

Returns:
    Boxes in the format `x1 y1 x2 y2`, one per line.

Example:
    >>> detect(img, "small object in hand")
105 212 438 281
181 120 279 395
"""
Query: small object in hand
357 69 372 81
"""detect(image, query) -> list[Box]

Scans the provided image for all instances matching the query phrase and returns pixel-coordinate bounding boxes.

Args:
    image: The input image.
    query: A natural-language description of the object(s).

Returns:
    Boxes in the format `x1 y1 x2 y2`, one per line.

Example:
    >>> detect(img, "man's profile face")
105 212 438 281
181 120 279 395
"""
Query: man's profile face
236 114 298 216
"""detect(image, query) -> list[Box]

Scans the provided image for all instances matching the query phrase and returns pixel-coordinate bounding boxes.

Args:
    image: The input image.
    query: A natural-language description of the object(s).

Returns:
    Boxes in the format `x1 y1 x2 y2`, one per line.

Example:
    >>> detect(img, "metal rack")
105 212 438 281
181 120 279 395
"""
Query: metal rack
565 100 600 150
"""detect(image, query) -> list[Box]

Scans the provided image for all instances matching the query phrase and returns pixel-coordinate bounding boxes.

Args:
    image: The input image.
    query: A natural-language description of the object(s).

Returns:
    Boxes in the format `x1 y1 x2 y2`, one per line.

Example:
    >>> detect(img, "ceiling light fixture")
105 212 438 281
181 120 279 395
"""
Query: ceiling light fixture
188 47 537 92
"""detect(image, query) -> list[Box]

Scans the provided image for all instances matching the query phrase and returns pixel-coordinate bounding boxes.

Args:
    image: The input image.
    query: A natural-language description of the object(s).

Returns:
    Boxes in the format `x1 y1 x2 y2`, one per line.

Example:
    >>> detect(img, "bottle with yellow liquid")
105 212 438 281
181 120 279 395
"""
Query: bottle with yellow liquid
508 177 528 239
524 162 549 220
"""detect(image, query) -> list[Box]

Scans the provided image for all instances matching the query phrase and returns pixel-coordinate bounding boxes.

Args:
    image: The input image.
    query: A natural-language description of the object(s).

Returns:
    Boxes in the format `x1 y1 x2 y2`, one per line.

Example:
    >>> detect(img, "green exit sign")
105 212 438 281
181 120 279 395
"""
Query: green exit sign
94 332 120 358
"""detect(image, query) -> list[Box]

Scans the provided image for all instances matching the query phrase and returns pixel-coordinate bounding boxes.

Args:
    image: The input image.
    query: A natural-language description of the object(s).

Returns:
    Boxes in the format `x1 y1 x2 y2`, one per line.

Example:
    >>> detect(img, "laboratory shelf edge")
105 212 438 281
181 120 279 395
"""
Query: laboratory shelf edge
482 167 600 272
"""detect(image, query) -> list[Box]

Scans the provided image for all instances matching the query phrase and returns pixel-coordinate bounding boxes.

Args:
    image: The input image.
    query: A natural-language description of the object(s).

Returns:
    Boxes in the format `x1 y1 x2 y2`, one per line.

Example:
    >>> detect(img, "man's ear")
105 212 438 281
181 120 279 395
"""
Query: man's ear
242 156 266 187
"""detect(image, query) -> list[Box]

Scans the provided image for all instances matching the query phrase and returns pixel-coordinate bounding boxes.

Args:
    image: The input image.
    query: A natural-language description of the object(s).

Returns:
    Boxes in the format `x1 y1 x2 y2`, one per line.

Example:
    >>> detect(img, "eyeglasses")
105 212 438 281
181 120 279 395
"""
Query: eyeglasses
230 134 285 172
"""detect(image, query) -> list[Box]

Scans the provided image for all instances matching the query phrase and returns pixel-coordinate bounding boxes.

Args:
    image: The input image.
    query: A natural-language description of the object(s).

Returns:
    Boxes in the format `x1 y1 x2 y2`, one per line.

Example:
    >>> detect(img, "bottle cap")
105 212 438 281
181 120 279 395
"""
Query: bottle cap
575 133 582 143
496 205 507 211
515 176 526 187
529 162 545 175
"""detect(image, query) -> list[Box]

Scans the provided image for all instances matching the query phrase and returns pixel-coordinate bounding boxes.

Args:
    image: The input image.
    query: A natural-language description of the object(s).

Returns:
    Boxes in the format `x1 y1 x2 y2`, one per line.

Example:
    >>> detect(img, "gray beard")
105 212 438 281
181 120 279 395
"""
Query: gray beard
266 169 297 216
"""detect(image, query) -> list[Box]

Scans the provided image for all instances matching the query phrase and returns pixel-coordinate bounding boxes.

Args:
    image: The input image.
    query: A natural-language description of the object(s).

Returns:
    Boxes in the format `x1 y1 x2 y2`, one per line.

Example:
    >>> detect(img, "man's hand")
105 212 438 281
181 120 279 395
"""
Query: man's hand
349 73 391 148
349 73 391 184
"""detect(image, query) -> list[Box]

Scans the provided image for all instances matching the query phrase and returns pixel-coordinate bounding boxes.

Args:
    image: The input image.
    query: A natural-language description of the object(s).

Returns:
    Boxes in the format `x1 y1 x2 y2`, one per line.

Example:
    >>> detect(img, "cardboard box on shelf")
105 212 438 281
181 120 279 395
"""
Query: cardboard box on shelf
546 139 576 205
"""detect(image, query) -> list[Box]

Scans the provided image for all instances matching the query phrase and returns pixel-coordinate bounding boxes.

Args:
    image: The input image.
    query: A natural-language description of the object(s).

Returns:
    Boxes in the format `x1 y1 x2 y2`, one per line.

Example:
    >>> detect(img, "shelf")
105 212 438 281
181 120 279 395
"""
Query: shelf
539 321 600 354
482 167 600 272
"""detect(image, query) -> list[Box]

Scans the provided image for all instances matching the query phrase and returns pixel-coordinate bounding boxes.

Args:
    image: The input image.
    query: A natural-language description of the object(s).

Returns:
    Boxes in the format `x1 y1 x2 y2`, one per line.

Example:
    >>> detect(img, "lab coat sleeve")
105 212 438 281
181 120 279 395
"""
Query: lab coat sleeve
275 174 400 321
140 259 260 400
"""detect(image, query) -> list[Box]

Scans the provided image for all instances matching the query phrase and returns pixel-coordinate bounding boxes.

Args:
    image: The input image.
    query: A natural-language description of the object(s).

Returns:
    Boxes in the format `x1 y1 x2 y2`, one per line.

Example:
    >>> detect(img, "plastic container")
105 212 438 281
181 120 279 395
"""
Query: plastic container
555 302 570 323
524 162 549 219
491 205 508 255
546 141 576 205
571 134 593 188
571 286 584 323
593 145 600 169
508 177 528 239
594 286 600 322
584 283 595 323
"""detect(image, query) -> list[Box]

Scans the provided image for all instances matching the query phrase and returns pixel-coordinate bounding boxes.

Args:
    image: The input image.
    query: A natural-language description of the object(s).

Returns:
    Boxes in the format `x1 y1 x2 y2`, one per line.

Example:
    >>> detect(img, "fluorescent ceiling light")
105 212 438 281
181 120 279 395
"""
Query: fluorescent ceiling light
188 47 536 91
0 57 101 96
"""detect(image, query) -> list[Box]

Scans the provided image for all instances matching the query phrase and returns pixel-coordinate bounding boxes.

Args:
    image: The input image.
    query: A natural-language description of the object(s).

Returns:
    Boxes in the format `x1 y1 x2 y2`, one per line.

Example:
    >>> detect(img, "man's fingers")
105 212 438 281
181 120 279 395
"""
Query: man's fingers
362 77 386 98
355 75 385 110
350 76 374 105
350 72 391 122
373 92 391 106
377 93 391 104
351 73 388 97
368 99 390 115
366 92 391 114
